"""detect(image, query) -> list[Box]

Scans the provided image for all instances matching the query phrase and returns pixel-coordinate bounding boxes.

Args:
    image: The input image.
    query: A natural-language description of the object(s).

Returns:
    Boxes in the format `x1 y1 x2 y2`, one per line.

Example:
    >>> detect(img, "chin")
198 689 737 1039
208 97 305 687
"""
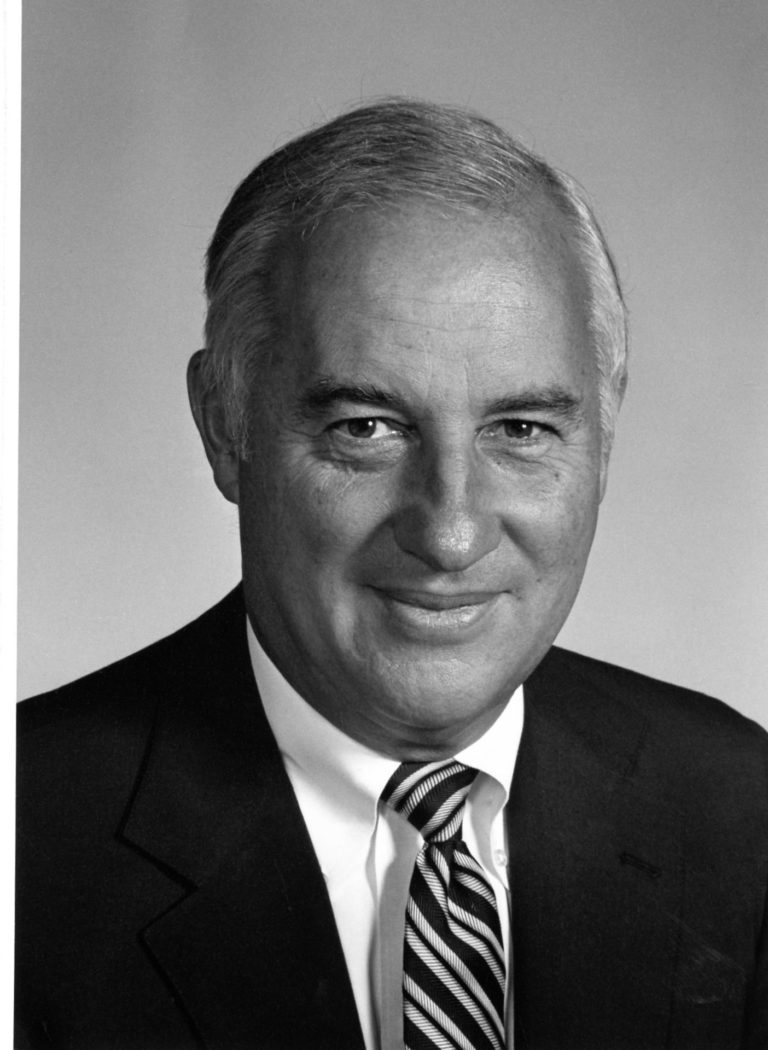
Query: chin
374 660 514 723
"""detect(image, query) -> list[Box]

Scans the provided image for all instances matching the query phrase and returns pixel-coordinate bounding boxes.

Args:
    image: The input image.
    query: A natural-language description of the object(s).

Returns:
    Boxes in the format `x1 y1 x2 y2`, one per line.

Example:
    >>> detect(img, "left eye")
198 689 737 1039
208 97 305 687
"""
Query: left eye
497 420 545 440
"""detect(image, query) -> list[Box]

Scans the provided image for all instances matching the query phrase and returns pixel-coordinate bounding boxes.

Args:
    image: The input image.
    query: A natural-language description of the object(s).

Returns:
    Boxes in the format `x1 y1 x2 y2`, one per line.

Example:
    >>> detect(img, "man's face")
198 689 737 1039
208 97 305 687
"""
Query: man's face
234 201 607 758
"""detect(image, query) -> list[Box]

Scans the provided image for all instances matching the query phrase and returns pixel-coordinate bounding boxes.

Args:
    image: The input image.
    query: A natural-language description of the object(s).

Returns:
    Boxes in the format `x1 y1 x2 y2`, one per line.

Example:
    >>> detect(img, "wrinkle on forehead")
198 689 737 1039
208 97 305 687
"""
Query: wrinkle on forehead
276 199 593 399
319 294 550 337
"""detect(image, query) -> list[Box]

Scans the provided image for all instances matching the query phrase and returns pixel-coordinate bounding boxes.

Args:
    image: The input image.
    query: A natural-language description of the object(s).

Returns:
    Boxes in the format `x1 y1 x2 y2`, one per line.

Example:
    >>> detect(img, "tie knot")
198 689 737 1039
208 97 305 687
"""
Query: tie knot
381 760 477 842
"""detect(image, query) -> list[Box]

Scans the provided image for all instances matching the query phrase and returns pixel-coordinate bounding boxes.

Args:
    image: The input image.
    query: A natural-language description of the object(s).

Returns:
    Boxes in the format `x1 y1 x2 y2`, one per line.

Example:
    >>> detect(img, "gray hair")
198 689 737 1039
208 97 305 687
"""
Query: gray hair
202 98 628 454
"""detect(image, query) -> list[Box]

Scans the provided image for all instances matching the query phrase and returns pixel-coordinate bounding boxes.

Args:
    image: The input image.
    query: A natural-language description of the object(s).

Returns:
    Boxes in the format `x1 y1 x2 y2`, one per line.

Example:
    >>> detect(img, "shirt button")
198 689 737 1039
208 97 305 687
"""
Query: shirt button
494 849 508 867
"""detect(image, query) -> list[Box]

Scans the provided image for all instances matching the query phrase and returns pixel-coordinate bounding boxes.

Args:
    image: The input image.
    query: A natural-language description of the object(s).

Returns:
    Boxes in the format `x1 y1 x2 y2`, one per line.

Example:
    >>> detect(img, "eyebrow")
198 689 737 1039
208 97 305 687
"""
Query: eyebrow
297 379 582 420
484 391 582 419
297 381 410 418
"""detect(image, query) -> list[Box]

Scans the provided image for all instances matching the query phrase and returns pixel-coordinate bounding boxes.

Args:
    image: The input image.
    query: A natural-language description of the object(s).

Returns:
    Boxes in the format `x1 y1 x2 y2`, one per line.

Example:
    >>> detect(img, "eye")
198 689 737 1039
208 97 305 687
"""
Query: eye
479 418 554 459
332 417 401 440
498 419 547 441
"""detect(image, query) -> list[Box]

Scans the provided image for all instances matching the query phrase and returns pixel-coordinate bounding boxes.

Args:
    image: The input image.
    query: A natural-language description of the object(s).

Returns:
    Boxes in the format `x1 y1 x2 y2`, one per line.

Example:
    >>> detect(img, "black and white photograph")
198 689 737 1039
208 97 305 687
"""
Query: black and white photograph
14 2 768 1047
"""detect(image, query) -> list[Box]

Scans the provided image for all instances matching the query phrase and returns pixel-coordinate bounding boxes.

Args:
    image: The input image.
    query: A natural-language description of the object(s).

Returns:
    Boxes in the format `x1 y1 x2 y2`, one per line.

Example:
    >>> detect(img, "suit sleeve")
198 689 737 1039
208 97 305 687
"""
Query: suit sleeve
744 856 768 1048
744 739 768 1050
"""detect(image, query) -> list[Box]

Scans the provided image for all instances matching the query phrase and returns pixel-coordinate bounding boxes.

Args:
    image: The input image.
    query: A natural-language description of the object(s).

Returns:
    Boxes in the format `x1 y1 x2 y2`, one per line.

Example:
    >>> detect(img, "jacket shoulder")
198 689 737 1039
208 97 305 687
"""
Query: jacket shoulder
18 586 246 737
16 587 250 813
535 646 768 806
544 645 767 742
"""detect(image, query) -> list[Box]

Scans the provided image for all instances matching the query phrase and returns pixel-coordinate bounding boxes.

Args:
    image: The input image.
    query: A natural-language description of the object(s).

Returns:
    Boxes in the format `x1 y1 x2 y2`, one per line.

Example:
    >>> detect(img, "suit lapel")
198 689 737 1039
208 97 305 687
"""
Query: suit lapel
510 648 683 1049
110 592 687 1048
117 590 366 1050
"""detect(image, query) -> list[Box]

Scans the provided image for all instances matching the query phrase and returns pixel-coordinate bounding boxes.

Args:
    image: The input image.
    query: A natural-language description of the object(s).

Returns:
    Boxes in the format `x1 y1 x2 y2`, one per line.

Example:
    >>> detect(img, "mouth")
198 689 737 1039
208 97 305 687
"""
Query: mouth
370 587 504 639
380 588 500 611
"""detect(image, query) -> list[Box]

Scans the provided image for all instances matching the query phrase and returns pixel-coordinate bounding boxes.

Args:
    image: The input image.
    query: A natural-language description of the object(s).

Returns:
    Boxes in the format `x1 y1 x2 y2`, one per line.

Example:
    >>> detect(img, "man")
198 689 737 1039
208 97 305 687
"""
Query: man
16 99 768 1049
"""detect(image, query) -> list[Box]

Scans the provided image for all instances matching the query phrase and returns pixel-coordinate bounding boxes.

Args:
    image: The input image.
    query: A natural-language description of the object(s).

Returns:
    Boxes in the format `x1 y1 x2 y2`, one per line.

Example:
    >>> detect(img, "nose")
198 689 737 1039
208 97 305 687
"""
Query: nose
392 442 502 573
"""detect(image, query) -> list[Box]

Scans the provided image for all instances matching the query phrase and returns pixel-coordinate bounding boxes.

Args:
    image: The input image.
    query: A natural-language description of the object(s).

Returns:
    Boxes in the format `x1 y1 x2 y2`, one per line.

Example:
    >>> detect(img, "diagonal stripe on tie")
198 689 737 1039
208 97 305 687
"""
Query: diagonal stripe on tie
381 760 506 1050
407 895 505 1040
404 973 491 1050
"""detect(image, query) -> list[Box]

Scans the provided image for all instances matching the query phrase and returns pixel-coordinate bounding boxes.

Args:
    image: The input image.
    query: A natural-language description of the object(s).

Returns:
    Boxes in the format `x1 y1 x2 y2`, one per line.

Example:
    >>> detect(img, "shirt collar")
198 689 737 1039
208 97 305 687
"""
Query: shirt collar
246 619 522 879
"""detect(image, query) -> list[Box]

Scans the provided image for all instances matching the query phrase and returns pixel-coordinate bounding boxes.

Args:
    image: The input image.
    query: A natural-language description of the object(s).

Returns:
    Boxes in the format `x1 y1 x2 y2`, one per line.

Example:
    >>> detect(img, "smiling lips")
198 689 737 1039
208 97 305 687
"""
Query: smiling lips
383 588 500 610
373 587 504 637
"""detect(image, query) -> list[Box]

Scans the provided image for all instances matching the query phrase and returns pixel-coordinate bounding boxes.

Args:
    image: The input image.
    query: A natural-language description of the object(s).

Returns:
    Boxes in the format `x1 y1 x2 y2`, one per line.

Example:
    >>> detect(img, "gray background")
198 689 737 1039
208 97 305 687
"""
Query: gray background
19 0 768 728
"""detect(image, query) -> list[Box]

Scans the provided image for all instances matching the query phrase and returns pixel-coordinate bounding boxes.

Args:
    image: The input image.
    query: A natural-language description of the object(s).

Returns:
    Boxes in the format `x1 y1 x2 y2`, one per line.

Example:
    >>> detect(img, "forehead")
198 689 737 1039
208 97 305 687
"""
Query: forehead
278 199 594 389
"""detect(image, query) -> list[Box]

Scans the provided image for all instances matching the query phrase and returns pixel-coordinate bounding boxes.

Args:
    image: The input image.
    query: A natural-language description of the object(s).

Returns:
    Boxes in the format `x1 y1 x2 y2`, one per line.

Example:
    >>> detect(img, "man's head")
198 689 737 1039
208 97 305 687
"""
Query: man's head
189 99 628 759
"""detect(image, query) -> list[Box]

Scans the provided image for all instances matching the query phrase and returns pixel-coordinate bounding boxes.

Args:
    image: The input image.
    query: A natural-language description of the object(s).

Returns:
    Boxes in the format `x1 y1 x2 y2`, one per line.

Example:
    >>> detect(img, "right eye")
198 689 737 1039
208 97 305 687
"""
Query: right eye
331 417 402 441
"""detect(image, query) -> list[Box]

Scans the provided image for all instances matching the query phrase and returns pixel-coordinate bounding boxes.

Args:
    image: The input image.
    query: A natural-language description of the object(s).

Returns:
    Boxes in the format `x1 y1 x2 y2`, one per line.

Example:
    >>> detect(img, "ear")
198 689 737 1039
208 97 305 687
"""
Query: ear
187 350 241 505
598 432 615 504
598 458 610 503
598 377 628 502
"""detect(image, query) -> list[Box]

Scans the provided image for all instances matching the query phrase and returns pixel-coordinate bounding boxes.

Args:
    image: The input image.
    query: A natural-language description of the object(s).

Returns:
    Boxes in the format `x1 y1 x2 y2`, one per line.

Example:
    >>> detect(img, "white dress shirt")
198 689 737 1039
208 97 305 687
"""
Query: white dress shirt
247 621 524 1050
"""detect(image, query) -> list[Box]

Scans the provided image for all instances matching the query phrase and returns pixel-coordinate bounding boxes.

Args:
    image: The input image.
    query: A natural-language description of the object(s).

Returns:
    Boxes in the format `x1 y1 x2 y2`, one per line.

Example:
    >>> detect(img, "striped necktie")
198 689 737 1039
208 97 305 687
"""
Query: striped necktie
381 760 506 1050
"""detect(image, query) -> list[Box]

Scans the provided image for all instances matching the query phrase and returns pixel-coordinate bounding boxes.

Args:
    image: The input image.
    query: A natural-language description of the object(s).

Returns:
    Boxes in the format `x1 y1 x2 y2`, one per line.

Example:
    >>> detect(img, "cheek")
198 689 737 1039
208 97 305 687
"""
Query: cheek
512 471 600 575
275 464 391 572
549 489 600 574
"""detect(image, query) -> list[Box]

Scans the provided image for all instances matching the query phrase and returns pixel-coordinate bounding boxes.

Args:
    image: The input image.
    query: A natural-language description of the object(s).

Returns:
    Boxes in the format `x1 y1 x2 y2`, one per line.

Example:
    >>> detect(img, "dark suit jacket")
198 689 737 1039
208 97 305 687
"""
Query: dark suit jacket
16 587 768 1049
